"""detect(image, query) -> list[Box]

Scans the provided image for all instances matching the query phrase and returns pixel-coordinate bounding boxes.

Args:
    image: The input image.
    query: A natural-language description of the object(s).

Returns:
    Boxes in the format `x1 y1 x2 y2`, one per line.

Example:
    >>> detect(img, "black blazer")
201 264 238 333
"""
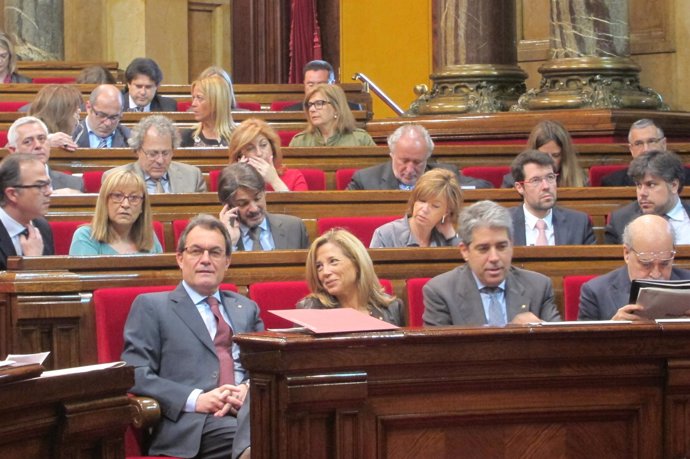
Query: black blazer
0 217 54 270
122 91 178 112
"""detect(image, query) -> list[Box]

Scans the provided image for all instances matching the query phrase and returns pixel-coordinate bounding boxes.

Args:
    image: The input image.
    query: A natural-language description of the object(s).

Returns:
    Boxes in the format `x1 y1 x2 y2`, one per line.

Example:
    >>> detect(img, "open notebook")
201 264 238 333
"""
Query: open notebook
269 308 399 334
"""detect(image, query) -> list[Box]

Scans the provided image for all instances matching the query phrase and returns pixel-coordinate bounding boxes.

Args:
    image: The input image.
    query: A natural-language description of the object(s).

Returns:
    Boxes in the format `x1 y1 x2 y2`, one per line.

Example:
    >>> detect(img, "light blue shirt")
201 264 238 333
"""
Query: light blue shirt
0 206 27 255
238 218 275 251
86 118 113 148
471 272 507 325
145 172 170 194
666 198 690 244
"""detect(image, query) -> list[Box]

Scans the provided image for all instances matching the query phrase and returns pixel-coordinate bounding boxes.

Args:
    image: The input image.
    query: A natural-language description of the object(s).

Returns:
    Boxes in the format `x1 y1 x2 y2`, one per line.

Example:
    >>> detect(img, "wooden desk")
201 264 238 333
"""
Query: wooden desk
0 365 133 458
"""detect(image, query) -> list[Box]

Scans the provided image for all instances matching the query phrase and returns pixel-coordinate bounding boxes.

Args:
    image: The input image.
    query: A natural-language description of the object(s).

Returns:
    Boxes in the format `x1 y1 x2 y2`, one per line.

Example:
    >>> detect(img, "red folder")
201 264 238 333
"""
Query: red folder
269 308 399 334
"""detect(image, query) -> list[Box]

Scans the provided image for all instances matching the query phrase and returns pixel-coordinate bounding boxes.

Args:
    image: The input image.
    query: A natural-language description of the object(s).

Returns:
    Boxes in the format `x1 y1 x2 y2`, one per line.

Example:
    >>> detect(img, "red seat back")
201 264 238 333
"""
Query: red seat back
317 216 399 247
172 219 190 249
49 221 88 255
270 100 300 111
461 166 510 188
405 278 431 327
335 168 359 190
31 77 76 84
278 130 299 146
0 101 29 112
82 170 104 193
562 275 597 321
0 130 7 148
208 169 221 192
298 168 326 190
152 221 165 251
176 100 192 112
588 164 628 187
236 101 262 111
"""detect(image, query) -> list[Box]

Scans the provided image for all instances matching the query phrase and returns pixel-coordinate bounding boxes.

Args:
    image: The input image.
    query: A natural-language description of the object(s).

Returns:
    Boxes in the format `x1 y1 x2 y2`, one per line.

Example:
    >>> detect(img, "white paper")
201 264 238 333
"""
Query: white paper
636 287 690 319
6 351 50 365
0 360 15 368
528 320 632 326
41 361 127 378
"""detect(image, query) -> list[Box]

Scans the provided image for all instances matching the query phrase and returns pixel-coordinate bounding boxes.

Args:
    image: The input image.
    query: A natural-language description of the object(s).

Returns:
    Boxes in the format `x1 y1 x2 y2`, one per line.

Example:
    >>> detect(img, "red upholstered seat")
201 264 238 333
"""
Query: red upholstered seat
335 168 358 190
236 101 262 111
49 221 88 255
270 100 300 111
82 170 104 193
172 219 190 248
278 130 299 146
176 100 192 112
588 164 627 187
317 216 399 247
0 101 29 112
208 169 221 192
562 275 597 320
296 168 325 190
405 277 431 327
152 221 165 251
0 130 7 148
461 166 510 188
31 77 76 84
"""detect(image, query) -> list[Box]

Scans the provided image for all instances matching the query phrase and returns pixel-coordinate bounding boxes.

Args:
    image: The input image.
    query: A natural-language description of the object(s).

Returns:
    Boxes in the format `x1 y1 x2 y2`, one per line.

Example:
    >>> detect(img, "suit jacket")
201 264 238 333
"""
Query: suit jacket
49 168 84 192
0 217 54 270
508 205 595 246
73 120 131 148
121 283 264 458
578 265 690 320
347 160 491 190
605 200 690 244
423 265 561 326
601 166 690 187
236 212 309 251
122 91 178 112
103 161 207 193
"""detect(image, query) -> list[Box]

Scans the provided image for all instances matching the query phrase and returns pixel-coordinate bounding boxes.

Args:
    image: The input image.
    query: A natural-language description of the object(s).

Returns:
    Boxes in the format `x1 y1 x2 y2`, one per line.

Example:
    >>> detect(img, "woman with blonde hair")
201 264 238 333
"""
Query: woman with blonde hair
289 83 375 147
180 75 235 147
69 169 162 255
0 33 30 83
370 168 463 248
297 228 403 325
29 84 83 151
228 118 307 191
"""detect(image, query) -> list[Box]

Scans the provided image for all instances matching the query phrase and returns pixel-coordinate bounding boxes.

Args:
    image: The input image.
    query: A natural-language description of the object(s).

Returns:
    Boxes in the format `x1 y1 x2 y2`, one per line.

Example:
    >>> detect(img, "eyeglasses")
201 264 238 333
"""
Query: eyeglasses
629 247 676 267
304 100 330 110
109 192 144 205
141 150 172 160
519 173 558 187
182 245 227 260
13 180 52 193
91 108 122 122
630 137 665 149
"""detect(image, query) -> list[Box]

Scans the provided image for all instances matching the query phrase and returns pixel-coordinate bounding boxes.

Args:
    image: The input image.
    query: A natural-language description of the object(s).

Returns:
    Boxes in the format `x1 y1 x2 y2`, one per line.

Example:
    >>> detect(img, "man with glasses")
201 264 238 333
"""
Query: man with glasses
579 214 690 320
0 153 54 270
103 115 206 193
7 116 83 194
508 149 595 245
284 60 363 111
122 214 257 459
73 84 131 148
605 150 690 244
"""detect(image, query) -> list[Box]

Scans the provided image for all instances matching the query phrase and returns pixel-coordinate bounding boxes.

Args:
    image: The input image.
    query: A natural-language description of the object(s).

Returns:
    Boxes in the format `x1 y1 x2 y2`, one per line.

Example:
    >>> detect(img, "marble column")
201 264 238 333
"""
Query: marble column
512 0 667 110
4 0 64 60
407 0 527 115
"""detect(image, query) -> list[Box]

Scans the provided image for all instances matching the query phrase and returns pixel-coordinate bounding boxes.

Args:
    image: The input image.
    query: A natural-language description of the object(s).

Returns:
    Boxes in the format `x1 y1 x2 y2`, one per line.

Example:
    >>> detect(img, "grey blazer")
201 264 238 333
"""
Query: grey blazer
346 160 492 190
423 265 561 326
121 283 264 458
578 265 690 320
49 168 84 192
236 212 309 251
103 161 207 193
605 200 690 244
73 120 131 148
370 216 460 248
508 205 595 246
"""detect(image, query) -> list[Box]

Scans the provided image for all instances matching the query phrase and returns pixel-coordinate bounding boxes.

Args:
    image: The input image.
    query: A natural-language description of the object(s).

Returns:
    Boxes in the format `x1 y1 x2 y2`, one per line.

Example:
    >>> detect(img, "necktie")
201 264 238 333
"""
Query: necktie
207 296 234 386
97 137 108 148
481 286 506 326
249 226 264 251
154 179 164 194
535 219 548 246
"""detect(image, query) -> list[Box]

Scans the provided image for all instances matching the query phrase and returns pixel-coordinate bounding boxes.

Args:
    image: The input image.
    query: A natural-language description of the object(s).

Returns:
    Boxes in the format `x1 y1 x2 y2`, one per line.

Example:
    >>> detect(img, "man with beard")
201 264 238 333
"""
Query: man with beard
605 150 690 244
508 149 595 246
217 163 309 251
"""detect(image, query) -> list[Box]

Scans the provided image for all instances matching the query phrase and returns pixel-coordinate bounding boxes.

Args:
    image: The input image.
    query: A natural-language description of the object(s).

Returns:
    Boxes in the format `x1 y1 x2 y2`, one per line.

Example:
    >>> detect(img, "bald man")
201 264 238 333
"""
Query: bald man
73 84 131 148
578 214 690 321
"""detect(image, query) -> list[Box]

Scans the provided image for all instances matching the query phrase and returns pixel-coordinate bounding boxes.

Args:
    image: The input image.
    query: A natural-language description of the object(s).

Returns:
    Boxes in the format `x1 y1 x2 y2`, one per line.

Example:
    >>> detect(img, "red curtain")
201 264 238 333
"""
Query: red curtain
288 0 323 83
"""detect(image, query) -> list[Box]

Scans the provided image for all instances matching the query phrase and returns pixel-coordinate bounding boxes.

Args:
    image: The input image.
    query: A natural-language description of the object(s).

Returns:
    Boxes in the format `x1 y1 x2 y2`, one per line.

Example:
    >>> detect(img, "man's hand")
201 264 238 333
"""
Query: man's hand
219 204 241 246
510 311 541 325
48 132 79 152
612 304 647 321
195 384 243 416
19 224 44 256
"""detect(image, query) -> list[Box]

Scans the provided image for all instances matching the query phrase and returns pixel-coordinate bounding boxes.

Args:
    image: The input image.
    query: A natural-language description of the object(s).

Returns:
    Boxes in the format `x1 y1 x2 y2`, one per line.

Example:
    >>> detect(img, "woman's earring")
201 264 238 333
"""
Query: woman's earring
441 215 446 224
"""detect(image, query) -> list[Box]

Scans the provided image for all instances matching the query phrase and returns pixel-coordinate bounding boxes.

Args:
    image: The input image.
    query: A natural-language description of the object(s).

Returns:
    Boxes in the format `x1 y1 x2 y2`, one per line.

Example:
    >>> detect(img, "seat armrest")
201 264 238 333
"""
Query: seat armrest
129 396 160 429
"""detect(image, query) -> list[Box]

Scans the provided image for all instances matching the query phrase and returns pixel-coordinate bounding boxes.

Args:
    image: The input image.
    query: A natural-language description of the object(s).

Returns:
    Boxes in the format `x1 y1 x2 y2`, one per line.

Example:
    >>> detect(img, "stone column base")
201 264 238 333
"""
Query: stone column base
511 57 668 111
406 64 527 116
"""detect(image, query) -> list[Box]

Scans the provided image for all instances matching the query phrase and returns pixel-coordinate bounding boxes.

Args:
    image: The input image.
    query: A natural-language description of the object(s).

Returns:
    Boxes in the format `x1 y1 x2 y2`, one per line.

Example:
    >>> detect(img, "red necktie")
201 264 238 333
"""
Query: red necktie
535 219 548 246
207 296 235 385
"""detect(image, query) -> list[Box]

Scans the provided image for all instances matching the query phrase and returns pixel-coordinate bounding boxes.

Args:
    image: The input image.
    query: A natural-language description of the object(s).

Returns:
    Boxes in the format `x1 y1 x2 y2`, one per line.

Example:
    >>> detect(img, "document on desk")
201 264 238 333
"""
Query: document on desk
42 361 127 378
269 308 399 334
635 287 690 319
5 351 50 366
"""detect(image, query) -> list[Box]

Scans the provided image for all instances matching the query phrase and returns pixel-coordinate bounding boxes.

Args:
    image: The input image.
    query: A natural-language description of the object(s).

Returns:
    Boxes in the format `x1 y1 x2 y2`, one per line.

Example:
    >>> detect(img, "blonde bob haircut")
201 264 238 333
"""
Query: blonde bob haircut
406 168 463 227
228 118 285 174
0 33 19 75
29 84 83 134
190 75 235 144
304 228 396 310
527 120 586 187
90 169 155 252
302 84 356 135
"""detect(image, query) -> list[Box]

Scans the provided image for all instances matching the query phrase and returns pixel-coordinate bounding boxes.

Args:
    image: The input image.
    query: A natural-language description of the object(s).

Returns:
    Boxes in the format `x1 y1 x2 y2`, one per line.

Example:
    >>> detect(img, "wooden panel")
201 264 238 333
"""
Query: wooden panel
188 2 216 82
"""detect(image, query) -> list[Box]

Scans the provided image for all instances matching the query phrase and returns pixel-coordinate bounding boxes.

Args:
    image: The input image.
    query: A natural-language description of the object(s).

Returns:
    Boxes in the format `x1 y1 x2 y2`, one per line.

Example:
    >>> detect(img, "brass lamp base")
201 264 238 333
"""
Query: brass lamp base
406 64 527 116
511 57 668 111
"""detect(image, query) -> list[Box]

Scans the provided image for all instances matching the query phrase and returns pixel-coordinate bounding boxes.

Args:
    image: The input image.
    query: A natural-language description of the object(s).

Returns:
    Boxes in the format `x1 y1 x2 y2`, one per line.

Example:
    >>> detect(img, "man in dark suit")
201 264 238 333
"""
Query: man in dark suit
580 214 690 321
103 115 206 193
508 149 595 245
423 200 561 326
283 60 362 111
605 150 690 244
347 124 491 190
0 154 54 270
122 57 178 112
217 163 309 251
122 215 257 459
73 84 131 148
7 116 83 194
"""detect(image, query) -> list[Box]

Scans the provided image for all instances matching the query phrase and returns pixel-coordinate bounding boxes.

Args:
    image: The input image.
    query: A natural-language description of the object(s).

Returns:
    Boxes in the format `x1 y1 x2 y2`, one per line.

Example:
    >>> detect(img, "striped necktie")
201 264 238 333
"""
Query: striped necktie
249 226 264 251
207 296 234 385
97 137 108 148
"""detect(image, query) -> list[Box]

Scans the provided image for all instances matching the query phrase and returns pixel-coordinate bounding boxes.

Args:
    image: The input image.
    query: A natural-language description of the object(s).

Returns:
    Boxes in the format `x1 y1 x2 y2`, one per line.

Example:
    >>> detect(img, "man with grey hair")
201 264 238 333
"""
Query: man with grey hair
346 123 491 190
605 150 690 244
103 115 206 193
7 116 83 194
73 84 131 148
423 200 560 326
580 214 690 321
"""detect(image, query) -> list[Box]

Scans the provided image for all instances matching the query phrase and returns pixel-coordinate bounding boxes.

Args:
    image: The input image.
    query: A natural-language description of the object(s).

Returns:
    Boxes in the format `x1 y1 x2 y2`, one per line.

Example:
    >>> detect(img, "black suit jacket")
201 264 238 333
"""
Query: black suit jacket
605 200 690 244
0 217 54 270
347 160 492 190
73 120 131 148
508 205 596 246
122 91 178 112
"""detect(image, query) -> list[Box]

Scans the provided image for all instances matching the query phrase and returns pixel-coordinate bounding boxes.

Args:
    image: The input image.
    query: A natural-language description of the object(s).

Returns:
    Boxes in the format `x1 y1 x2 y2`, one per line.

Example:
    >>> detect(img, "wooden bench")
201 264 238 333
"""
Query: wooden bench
15 61 120 81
